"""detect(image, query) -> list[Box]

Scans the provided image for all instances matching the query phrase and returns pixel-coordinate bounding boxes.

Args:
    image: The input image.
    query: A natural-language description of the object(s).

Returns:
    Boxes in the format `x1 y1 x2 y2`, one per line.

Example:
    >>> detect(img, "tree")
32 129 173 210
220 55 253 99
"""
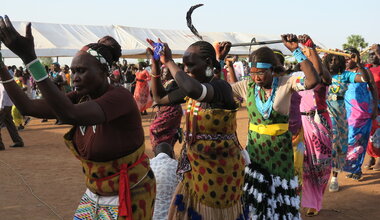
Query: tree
342 35 368 51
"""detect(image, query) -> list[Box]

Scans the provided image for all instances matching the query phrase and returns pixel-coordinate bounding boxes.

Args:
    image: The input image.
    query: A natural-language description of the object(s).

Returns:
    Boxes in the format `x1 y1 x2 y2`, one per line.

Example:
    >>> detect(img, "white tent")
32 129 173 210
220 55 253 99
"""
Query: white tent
1 21 326 58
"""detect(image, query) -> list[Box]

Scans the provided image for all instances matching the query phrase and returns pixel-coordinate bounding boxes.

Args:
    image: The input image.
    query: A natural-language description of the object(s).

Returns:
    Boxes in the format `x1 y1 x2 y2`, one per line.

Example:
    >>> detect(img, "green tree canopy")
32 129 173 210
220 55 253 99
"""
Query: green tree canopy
342 35 368 51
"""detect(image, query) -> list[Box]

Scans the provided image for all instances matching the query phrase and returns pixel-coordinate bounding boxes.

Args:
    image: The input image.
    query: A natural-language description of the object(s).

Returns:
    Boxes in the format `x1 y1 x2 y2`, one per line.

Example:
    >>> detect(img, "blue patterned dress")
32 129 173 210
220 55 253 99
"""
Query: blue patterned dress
343 83 372 174
327 71 357 172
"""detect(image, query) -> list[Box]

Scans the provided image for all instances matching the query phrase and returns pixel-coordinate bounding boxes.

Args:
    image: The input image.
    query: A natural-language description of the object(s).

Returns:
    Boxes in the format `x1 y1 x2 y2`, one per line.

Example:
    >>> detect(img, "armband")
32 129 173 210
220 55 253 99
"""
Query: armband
26 59 49 82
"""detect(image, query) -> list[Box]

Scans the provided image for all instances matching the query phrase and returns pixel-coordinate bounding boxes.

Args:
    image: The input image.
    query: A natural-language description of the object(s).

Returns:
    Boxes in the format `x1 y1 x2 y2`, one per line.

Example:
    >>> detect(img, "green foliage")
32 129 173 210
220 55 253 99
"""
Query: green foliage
342 35 368 51
39 57 53 67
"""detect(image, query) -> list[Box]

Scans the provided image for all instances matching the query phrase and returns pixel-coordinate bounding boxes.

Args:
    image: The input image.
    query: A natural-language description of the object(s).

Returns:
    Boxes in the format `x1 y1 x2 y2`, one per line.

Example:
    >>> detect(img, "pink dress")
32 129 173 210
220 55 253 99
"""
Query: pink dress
298 85 332 211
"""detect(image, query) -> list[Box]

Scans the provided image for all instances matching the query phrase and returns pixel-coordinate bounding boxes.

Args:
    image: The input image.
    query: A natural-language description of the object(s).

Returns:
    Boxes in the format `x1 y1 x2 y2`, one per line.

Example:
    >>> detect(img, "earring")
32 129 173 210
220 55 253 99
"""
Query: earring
205 66 213 77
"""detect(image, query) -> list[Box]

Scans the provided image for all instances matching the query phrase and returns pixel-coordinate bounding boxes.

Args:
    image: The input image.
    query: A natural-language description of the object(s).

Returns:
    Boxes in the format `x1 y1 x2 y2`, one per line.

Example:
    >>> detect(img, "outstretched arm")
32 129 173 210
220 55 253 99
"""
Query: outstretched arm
147 38 215 102
0 16 106 125
0 64 56 118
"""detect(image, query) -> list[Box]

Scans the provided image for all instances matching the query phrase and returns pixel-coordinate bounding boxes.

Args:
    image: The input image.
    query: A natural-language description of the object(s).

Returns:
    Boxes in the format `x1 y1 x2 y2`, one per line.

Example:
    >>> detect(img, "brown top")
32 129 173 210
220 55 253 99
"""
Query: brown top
67 86 144 162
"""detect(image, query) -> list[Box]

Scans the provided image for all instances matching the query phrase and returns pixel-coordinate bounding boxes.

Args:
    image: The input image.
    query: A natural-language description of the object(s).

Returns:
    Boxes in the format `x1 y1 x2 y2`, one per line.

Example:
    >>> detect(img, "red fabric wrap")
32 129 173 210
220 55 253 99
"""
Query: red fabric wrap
92 153 148 219
118 153 148 219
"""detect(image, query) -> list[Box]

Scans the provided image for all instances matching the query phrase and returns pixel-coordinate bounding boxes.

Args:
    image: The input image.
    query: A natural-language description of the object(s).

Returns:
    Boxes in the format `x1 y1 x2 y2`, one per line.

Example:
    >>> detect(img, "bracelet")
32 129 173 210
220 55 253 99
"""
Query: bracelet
0 78 14 84
219 60 225 69
26 59 49 82
150 73 161 78
293 48 308 63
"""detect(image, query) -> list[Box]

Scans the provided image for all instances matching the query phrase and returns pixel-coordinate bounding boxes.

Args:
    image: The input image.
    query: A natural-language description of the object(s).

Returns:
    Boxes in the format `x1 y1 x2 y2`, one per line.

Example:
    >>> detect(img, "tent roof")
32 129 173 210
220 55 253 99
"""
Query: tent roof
1 21 326 58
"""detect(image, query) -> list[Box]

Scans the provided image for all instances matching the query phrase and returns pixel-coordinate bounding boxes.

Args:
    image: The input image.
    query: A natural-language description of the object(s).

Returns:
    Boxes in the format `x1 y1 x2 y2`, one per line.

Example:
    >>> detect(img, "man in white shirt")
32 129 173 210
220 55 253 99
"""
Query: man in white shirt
0 84 24 150
150 143 179 220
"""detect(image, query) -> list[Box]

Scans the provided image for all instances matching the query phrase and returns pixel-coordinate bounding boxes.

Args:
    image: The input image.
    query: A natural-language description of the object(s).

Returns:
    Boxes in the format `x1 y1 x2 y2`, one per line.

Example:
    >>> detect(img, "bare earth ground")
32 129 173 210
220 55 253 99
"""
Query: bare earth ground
0 106 379 220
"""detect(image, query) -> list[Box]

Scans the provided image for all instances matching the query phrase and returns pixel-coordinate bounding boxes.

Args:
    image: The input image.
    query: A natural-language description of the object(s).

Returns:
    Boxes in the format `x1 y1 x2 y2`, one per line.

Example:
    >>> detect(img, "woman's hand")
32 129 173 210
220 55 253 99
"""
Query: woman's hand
0 16 36 63
214 41 231 61
146 40 161 77
146 38 173 64
281 34 299 52
298 34 315 48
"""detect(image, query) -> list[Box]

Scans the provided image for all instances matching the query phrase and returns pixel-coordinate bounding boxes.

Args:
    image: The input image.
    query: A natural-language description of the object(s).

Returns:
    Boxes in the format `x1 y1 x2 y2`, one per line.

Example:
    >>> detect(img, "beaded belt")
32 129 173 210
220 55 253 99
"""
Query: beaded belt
186 132 238 141
301 109 327 116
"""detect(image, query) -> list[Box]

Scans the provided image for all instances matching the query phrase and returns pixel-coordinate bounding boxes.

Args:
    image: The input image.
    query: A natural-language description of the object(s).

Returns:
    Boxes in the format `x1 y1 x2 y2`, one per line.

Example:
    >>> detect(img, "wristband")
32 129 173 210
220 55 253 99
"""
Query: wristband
293 48 307 63
219 60 225 69
26 59 49 82
303 39 315 48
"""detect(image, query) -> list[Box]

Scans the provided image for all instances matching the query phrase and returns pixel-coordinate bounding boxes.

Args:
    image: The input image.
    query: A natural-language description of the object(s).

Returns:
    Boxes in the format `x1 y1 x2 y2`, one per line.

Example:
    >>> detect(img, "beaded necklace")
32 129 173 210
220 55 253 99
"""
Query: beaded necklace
254 77 279 119
185 99 201 144
330 73 341 94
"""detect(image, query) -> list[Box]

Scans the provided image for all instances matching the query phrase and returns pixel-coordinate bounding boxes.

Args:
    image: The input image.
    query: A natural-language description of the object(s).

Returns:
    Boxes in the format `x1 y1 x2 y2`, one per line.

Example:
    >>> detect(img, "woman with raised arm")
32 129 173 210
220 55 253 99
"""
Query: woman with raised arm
0 16 155 220
230 34 320 219
290 35 333 217
147 39 245 219
324 49 374 193
342 48 378 181
149 65 184 150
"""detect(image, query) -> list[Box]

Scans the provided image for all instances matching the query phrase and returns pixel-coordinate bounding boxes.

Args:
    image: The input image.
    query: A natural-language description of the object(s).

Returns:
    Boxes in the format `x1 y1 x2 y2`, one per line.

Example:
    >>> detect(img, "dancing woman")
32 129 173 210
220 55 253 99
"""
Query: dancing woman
0 16 155 220
292 36 333 217
324 50 374 192
149 65 183 150
147 39 245 219
343 48 378 180
231 34 320 219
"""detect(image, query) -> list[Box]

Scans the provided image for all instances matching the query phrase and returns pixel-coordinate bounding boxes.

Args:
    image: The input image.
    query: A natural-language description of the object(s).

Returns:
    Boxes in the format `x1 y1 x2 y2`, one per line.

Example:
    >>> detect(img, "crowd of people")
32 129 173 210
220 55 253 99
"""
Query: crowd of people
0 15 380 220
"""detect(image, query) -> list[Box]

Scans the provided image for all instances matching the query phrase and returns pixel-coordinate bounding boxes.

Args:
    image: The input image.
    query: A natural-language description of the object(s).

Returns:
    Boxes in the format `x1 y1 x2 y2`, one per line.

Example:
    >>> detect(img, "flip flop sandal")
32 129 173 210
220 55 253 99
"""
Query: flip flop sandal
351 172 363 181
306 209 319 217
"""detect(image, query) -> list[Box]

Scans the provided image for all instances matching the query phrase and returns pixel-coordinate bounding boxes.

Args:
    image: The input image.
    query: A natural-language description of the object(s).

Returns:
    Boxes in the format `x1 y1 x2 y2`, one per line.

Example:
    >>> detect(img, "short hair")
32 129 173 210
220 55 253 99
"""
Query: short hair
154 142 174 158
189 41 220 70
322 54 346 73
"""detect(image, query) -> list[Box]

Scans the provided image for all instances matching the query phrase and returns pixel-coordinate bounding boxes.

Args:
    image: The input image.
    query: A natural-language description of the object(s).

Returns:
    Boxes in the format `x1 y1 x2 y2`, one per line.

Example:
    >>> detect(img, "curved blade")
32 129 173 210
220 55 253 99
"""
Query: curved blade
186 4 204 40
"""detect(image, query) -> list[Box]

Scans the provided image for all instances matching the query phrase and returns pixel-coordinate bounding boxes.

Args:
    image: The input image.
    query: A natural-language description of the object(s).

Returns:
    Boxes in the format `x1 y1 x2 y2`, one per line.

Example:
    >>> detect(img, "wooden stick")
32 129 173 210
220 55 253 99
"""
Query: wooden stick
231 40 283 47
360 47 371 56
316 48 351 58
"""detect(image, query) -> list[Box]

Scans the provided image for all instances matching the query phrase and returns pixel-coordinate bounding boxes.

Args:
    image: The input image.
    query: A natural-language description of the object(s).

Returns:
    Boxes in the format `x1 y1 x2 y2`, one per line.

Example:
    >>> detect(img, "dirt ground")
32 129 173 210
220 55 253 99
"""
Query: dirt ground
0 107 379 220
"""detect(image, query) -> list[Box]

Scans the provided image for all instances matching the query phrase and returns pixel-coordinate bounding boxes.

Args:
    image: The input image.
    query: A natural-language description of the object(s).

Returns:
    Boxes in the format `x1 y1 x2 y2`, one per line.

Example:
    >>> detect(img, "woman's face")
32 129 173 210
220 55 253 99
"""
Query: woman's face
327 56 341 74
250 69 273 87
183 46 209 82
71 51 107 97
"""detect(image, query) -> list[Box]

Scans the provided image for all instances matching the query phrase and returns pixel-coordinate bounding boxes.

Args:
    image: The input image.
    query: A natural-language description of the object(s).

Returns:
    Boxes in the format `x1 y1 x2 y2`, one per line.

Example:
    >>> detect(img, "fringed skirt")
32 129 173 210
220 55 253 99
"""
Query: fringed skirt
243 162 301 220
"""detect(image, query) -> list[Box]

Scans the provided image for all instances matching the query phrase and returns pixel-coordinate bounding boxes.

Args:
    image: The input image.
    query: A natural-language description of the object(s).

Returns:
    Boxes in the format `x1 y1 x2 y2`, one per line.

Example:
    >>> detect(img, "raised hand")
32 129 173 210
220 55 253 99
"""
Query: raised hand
146 39 161 77
298 34 315 48
281 34 299 52
0 15 36 63
214 41 231 61
146 38 173 64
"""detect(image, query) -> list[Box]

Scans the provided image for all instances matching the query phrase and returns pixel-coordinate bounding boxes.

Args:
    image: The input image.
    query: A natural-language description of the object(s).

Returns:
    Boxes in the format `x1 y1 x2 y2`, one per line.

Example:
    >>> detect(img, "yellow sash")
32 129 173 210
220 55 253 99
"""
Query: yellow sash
249 123 289 136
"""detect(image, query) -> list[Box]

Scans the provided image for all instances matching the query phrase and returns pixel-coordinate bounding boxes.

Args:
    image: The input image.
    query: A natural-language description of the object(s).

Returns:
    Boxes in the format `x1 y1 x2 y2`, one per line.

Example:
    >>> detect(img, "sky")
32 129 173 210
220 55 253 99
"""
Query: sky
1 0 379 65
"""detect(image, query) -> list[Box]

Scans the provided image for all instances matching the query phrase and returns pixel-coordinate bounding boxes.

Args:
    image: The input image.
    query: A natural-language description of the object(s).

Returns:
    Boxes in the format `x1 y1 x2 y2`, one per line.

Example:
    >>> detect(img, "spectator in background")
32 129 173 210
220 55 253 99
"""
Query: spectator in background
61 65 72 92
0 83 24 150
109 62 122 86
